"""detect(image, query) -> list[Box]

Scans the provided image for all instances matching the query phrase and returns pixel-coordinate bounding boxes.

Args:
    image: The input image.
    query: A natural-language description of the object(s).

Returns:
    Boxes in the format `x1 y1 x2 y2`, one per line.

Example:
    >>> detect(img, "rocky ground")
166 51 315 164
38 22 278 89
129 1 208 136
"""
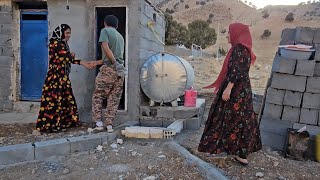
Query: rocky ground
0 139 204 180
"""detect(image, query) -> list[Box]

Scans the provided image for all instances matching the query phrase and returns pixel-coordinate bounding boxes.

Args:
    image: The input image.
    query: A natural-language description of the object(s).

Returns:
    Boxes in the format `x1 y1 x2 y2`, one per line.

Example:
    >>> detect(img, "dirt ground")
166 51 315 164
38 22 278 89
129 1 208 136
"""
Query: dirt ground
0 139 204 180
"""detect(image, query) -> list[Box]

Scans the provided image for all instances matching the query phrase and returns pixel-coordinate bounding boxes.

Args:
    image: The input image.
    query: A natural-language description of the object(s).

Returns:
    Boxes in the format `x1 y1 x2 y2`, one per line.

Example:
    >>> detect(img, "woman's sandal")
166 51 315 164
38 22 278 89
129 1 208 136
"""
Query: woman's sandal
233 157 249 166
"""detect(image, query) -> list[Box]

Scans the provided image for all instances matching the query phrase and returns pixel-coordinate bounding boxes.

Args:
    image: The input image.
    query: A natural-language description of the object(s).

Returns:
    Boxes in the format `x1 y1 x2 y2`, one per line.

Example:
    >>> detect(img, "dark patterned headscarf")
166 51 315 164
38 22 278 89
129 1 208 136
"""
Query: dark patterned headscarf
50 24 71 41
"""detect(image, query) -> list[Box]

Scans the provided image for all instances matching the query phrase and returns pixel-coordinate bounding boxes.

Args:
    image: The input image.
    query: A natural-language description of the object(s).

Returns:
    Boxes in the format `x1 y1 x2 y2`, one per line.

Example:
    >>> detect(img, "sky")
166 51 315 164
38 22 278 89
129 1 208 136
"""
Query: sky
251 0 310 8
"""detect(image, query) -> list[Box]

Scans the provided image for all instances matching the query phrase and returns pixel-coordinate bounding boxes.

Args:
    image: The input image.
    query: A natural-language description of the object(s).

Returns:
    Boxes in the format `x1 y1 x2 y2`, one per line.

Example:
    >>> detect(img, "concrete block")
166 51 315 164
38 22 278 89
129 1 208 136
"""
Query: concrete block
299 108 318 125
314 44 320 62
302 93 320 109
271 73 307 92
306 77 320 93
184 117 201 130
0 24 12 35
0 34 12 46
293 123 320 140
0 13 12 24
294 27 315 44
272 56 296 74
140 118 163 127
162 120 175 127
283 90 303 107
174 106 199 119
261 131 286 151
0 56 12 67
156 106 175 118
265 87 285 105
68 134 102 153
281 28 296 43
1 46 13 57
314 62 320 76
263 103 283 120
0 143 34 165
34 138 70 159
149 128 164 138
313 28 320 43
295 60 315 76
260 118 294 136
282 106 300 123
0 98 12 110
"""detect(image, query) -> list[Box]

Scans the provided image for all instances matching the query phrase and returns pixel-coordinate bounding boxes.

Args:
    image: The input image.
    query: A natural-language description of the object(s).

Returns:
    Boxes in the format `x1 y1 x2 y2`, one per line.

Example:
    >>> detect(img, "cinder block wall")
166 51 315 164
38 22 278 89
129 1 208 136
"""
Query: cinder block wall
260 27 320 152
0 1 13 110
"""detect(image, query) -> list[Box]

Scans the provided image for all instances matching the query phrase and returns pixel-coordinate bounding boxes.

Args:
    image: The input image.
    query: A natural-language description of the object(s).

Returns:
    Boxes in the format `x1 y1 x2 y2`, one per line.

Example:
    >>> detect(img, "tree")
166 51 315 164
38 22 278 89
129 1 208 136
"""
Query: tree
262 10 270 18
185 4 189 9
165 8 175 14
209 14 214 18
249 2 252 5
200 1 206 5
165 13 189 46
196 1 200 5
261 29 271 39
187 20 217 48
285 12 294 22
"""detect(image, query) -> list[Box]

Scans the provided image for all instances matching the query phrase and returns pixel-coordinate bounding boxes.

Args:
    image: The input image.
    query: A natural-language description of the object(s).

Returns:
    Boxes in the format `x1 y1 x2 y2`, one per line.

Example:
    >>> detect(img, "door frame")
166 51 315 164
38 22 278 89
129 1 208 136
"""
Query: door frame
94 6 129 112
20 10 48 101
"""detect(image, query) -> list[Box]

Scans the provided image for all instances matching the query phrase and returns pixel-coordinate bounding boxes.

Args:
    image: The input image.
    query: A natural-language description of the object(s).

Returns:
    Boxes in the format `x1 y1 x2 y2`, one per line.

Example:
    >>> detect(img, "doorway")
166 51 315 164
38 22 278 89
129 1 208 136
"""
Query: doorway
20 11 48 101
96 7 127 111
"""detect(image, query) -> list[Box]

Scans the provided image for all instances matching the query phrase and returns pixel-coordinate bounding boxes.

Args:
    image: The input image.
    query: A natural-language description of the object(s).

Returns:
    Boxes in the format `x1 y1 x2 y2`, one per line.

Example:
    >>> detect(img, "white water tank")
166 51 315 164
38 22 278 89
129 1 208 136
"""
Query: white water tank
140 53 195 103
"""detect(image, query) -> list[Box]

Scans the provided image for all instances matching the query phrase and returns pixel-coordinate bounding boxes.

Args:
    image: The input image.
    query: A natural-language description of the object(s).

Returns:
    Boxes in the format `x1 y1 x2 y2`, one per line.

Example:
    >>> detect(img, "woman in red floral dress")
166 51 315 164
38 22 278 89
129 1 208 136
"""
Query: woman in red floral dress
36 24 91 133
198 23 262 165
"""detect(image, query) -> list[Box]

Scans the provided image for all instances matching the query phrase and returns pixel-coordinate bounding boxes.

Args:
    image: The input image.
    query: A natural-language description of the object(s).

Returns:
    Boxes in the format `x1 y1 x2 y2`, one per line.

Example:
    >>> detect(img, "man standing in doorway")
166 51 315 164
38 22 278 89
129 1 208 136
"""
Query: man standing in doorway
91 15 126 132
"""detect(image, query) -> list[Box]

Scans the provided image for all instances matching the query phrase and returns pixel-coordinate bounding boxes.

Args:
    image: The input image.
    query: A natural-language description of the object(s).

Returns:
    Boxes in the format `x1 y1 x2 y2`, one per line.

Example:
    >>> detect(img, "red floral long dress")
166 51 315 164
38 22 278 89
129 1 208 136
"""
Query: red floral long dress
36 40 81 132
198 44 262 158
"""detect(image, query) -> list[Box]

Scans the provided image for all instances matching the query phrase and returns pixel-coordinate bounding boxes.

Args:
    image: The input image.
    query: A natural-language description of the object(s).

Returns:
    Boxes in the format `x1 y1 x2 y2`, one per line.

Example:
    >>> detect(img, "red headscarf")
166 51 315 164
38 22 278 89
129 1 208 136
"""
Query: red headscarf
203 23 256 94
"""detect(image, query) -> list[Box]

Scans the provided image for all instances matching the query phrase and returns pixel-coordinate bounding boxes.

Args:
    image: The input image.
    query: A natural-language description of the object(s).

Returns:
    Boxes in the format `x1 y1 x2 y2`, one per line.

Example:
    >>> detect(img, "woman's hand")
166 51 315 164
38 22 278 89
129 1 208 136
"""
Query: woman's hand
71 52 75 58
222 87 231 101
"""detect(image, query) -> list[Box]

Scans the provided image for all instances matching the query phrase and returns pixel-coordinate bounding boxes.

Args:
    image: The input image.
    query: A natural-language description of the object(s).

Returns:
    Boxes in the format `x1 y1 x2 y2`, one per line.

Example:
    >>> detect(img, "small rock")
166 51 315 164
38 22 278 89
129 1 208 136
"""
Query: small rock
104 156 108 160
148 165 153 170
89 168 94 170
113 150 119 152
132 151 137 156
273 161 279 167
62 169 70 174
31 169 36 174
48 170 53 173
143 176 156 180
87 128 94 133
240 168 246 174
117 139 124 144
96 145 103 152
158 155 166 158
278 176 286 180
32 130 41 136
256 172 264 178
110 143 118 149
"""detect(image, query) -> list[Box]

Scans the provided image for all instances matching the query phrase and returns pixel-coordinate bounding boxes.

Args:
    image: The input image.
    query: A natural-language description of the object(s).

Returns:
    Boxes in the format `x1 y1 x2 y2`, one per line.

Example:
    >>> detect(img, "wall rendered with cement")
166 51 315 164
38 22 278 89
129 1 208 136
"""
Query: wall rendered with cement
47 0 96 122
0 0 13 110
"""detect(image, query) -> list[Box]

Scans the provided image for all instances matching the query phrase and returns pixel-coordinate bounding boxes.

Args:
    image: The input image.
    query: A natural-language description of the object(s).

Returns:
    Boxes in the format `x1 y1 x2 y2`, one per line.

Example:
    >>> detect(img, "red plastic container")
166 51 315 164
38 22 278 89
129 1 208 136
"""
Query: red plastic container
184 87 197 107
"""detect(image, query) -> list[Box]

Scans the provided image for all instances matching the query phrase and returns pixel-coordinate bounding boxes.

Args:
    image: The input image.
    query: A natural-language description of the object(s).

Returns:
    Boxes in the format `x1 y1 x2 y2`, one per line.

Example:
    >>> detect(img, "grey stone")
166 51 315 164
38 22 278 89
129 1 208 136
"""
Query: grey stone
260 118 294 136
306 77 320 93
0 99 12 110
0 24 12 35
302 93 320 109
68 134 102 153
261 131 286 151
313 28 320 43
271 73 307 92
295 60 315 76
0 13 12 24
281 28 296 44
293 123 320 140
184 117 202 130
0 143 34 165
283 91 303 107
299 108 318 125
315 44 320 62
174 106 199 119
162 120 175 127
0 34 12 46
272 56 296 74
0 56 12 68
263 103 283 120
294 27 315 44
0 6 11 13
34 139 70 159
314 62 320 76
282 106 300 123
265 88 285 105
107 130 120 142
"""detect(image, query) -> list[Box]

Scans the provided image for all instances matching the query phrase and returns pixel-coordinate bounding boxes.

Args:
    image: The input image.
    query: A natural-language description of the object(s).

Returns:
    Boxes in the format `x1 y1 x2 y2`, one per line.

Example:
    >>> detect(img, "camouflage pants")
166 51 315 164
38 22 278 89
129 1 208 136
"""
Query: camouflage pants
92 65 124 126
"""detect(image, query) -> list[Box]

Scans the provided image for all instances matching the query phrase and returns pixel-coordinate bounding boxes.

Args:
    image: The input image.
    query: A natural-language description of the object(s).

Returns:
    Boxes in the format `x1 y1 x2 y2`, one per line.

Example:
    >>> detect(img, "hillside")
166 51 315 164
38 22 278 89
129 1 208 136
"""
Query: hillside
158 0 320 94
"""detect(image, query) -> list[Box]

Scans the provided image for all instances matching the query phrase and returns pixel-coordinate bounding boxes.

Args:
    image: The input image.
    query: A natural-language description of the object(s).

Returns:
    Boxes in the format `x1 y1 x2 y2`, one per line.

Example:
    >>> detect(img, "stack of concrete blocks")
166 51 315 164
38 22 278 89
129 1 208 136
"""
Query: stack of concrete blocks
139 99 206 130
0 4 13 110
261 27 320 152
